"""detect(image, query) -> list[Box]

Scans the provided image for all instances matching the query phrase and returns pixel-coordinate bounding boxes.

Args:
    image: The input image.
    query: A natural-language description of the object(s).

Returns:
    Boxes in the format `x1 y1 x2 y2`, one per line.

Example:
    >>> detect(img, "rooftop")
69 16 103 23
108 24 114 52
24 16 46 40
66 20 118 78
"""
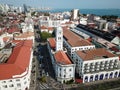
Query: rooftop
54 51 72 65
76 48 115 61
63 29 92 47
48 38 56 49
0 40 33 80
15 32 34 38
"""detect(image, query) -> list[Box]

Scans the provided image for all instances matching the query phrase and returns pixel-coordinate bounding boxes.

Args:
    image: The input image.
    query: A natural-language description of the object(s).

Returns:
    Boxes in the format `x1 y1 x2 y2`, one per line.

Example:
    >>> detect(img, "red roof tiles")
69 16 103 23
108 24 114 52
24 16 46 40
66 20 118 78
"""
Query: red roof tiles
48 38 56 49
0 40 33 80
54 51 72 65
40 25 47 29
76 48 115 61
63 29 92 47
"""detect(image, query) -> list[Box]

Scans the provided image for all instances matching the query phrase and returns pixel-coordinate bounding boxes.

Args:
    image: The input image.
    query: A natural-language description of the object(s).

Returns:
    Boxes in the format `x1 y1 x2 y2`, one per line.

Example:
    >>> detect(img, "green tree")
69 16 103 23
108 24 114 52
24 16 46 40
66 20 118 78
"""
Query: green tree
40 32 53 42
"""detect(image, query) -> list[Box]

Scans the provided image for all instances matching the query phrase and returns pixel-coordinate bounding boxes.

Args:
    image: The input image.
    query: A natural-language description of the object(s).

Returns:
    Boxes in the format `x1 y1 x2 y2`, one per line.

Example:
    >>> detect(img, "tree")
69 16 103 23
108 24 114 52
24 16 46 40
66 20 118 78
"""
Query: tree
40 32 53 42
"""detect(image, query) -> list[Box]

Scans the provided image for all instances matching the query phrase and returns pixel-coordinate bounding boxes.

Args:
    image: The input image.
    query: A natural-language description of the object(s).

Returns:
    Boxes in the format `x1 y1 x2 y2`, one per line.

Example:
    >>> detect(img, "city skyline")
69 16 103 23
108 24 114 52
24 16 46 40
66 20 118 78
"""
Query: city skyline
0 0 120 9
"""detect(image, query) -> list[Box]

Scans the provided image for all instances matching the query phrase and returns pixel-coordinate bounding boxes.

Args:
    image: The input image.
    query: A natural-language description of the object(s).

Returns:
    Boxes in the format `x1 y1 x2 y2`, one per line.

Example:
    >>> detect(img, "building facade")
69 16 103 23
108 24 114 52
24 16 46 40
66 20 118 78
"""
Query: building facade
73 48 120 83
63 29 95 58
0 40 33 90
47 27 75 83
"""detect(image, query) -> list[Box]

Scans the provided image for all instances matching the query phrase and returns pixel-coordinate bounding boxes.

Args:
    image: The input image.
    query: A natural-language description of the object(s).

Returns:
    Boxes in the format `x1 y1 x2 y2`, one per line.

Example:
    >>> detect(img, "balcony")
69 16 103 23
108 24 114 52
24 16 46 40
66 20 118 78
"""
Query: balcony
90 65 95 69
95 65 100 68
100 64 105 67
95 68 100 71
90 69 95 72
84 70 90 74
84 66 90 69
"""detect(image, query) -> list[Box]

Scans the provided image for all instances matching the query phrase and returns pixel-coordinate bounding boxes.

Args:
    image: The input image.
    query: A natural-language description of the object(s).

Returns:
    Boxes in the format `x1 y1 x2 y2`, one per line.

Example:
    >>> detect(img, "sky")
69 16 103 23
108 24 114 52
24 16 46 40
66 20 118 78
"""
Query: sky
0 0 120 9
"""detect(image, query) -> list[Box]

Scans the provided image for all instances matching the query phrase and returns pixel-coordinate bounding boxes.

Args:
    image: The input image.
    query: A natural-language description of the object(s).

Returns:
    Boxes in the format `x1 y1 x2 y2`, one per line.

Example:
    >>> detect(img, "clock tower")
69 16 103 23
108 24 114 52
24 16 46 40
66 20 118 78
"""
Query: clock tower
56 27 63 51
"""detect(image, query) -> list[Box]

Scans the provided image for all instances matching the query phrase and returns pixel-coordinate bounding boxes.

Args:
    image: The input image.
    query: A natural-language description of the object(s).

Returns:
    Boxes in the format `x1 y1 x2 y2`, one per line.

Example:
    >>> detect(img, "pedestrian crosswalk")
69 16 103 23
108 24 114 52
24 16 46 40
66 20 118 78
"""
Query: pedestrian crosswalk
39 83 49 90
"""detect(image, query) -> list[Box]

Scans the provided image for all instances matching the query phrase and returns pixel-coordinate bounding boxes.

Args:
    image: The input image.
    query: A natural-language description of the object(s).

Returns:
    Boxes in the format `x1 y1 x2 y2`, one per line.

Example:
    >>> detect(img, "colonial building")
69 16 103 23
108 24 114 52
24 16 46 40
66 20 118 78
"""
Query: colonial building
74 48 120 83
0 40 33 90
47 27 75 83
63 29 95 58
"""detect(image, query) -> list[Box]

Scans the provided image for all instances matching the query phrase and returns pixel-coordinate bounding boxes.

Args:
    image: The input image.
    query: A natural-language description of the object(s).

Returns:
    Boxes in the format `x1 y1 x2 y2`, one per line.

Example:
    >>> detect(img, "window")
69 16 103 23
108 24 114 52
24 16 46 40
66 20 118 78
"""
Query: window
64 75 66 77
24 77 26 80
58 37 61 40
2 81 6 83
3 85 7 88
69 69 72 71
16 79 20 81
59 74 61 77
9 84 14 87
17 83 21 87
64 69 66 72
59 68 61 71
24 81 27 84
9 80 12 82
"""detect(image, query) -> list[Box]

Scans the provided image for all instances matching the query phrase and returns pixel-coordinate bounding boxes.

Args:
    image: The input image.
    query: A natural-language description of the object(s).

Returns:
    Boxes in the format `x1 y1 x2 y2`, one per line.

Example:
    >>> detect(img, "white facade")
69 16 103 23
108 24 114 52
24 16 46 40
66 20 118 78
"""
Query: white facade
39 20 61 27
55 63 75 83
0 36 5 48
0 42 33 90
80 17 87 25
71 9 79 20
22 24 34 33
73 49 120 83
63 38 95 58
56 27 63 51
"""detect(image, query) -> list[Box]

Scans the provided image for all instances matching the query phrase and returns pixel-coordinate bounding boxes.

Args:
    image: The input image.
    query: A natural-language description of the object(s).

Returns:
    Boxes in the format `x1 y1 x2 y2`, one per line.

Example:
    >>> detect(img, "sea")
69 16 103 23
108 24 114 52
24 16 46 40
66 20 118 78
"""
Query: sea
39 8 120 17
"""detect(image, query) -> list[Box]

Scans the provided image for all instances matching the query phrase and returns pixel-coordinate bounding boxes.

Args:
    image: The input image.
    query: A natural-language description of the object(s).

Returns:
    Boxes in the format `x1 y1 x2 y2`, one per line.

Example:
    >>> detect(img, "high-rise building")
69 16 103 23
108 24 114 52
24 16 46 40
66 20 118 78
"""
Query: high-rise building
71 9 79 20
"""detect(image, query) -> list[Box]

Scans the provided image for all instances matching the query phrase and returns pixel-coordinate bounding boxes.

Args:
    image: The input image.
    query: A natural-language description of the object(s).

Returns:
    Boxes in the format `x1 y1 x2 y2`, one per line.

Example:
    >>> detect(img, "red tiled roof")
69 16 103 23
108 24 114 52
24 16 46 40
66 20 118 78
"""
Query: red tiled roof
65 21 73 24
3 37 10 42
54 51 72 65
15 32 34 38
40 25 47 29
48 38 56 49
48 27 54 31
7 27 20 34
63 29 92 47
0 40 33 80
76 48 115 61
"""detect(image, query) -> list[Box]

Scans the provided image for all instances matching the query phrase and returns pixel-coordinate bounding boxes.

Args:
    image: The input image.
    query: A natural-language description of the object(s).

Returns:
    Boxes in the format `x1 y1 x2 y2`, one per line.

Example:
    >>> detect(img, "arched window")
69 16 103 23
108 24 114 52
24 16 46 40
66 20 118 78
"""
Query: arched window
119 72 120 77
100 74 104 80
84 76 88 82
105 73 108 79
95 75 98 81
90 75 93 82
114 72 118 78
110 72 113 78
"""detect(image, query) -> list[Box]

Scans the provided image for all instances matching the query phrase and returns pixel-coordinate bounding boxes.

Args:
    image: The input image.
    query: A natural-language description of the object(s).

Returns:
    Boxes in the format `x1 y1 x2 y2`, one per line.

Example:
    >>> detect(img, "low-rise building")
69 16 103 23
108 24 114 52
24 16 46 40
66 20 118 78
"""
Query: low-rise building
47 27 76 83
74 48 120 83
0 40 33 90
63 29 95 58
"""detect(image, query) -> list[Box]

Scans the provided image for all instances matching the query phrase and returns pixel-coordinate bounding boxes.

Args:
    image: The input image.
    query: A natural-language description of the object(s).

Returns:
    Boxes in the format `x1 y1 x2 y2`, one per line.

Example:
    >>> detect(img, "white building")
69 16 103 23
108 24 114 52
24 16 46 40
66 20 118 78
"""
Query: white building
0 36 5 48
39 19 61 27
73 48 120 83
80 17 87 25
22 24 34 33
71 9 79 20
47 27 76 83
54 51 76 83
0 40 33 90
56 27 63 51
63 29 95 58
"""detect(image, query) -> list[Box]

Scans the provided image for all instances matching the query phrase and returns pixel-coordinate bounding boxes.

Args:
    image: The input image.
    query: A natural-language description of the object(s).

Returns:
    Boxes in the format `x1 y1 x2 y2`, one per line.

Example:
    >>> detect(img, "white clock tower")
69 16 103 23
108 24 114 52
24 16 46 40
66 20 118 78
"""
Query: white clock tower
56 27 63 51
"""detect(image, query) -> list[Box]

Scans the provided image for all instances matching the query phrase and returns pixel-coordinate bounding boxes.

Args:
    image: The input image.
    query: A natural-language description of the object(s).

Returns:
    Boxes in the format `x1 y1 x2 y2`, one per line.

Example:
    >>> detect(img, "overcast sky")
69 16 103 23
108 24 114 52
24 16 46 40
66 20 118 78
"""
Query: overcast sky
0 0 120 9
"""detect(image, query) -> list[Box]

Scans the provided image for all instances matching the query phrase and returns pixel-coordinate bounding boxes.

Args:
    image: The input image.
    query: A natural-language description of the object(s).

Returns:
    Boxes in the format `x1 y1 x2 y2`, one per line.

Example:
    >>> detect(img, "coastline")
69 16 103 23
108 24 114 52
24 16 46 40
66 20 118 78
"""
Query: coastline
38 8 120 17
